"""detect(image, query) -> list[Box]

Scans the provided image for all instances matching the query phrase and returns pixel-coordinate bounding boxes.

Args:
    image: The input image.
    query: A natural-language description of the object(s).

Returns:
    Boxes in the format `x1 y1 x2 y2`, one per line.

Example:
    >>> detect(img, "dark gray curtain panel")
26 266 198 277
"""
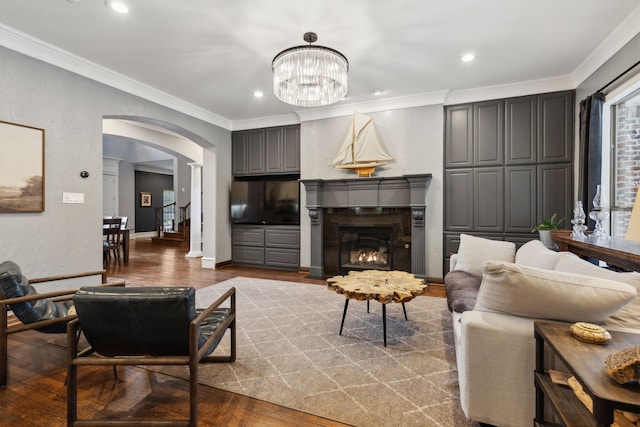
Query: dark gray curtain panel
578 92 605 228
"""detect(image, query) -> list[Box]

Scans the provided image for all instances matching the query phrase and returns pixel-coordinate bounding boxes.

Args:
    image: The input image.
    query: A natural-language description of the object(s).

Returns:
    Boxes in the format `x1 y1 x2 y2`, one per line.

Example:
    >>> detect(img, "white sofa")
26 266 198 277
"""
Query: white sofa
446 235 640 427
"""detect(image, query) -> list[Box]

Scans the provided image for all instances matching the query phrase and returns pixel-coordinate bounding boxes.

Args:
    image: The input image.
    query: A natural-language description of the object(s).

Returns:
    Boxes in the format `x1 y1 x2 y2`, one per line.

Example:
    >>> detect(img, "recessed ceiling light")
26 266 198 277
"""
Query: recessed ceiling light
253 91 264 98
461 53 475 63
371 89 383 96
105 0 129 14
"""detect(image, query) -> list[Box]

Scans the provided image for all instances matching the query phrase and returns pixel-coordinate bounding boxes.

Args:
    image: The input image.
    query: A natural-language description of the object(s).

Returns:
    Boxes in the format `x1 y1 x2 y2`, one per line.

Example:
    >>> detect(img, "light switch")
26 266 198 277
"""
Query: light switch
63 192 85 204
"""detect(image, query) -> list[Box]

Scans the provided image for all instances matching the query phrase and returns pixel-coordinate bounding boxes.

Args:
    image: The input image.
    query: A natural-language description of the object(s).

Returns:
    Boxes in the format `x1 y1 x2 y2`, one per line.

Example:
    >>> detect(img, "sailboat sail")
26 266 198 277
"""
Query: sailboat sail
331 112 393 166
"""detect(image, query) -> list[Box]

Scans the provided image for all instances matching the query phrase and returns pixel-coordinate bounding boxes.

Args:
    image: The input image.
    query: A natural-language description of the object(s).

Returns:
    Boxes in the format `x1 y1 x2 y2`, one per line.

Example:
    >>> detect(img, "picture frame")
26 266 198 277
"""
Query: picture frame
0 120 45 213
140 192 152 207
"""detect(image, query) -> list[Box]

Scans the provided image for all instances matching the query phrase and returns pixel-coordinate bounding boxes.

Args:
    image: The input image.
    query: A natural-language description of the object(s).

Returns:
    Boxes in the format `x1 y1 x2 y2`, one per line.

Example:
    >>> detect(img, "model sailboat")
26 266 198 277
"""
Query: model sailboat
331 112 393 177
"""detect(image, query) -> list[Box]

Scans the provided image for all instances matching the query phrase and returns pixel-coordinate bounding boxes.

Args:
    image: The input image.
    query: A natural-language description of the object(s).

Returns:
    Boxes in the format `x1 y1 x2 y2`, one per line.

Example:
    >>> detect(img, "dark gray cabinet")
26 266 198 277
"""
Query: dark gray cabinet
506 96 537 164
474 100 504 166
537 91 573 163
233 125 300 176
445 104 473 167
232 225 300 270
444 90 574 273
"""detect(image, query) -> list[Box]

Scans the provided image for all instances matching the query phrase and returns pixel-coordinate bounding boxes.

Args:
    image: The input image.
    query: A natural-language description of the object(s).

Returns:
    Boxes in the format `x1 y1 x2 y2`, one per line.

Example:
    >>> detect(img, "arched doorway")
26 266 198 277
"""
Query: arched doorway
102 116 216 263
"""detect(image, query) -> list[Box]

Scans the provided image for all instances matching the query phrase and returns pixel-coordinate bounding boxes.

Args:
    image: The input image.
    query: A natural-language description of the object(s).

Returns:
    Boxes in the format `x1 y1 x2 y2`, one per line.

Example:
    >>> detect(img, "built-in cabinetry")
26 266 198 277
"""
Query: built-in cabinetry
232 125 300 176
232 225 300 270
231 125 301 270
444 90 574 271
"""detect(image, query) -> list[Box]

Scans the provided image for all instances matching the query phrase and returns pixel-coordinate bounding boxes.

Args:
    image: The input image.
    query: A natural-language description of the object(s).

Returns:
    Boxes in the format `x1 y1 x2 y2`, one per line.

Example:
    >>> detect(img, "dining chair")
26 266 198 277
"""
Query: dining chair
102 218 122 266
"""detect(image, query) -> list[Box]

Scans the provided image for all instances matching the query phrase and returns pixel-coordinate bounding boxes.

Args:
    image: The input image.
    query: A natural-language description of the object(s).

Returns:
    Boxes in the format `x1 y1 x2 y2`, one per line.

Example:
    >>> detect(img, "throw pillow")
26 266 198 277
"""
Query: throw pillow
443 270 482 313
454 234 516 277
474 261 637 323
553 252 640 329
515 239 563 270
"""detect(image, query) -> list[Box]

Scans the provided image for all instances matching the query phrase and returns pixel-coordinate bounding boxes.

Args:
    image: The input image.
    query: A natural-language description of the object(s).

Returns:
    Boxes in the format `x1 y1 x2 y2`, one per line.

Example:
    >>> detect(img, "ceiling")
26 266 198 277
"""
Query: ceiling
1 0 640 130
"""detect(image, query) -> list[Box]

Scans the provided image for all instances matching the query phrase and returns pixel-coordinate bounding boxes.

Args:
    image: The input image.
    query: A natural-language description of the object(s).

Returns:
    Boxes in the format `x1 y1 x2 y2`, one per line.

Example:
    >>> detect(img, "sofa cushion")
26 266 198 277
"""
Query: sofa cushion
553 252 640 329
454 234 516 277
444 270 482 313
474 261 637 323
515 239 563 270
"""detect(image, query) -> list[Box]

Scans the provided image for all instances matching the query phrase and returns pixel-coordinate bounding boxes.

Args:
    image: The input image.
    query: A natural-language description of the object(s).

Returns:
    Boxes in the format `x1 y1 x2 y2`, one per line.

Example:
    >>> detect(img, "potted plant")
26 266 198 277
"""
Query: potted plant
532 213 564 249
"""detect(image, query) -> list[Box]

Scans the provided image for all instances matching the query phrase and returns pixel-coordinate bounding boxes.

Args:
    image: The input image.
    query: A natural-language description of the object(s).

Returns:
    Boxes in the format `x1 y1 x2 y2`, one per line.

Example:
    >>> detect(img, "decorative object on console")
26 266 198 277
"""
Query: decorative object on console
571 200 588 239
272 32 348 107
626 185 640 242
604 344 640 384
570 321 611 344
589 184 610 239
331 111 394 177
532 213 564 249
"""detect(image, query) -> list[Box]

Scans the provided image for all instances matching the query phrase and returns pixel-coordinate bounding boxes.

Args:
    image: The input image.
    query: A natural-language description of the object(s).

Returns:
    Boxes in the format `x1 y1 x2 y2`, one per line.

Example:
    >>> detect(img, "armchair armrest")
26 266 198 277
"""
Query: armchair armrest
194 287 236 362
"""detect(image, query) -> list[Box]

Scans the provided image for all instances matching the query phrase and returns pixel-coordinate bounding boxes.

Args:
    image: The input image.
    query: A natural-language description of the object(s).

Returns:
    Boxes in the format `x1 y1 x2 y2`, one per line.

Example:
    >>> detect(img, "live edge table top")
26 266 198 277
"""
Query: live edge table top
326 270 427 304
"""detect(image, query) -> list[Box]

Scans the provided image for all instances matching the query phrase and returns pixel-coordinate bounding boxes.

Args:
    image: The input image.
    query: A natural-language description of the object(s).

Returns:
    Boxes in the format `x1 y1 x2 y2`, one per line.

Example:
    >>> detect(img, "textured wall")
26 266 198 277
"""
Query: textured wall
0 46 231 278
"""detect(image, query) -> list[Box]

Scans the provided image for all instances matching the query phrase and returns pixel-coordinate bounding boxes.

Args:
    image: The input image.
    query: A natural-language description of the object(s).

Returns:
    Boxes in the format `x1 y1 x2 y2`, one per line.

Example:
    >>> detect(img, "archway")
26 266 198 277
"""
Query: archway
102 116 217 264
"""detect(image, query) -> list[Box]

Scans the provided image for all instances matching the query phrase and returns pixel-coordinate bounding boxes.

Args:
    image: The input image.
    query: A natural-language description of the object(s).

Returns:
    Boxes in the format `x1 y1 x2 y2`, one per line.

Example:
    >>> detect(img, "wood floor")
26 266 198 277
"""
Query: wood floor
1 239 444 426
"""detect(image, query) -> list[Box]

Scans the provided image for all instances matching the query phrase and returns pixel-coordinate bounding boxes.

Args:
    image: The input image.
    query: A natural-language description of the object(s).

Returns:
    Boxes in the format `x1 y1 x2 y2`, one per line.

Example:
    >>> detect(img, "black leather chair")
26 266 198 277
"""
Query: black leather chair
67 286 236 427
0 260 124 387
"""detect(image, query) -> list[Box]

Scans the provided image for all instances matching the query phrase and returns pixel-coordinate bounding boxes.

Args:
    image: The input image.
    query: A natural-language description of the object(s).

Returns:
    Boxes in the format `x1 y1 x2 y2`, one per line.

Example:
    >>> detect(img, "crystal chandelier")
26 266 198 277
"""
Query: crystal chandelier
272 32 349 107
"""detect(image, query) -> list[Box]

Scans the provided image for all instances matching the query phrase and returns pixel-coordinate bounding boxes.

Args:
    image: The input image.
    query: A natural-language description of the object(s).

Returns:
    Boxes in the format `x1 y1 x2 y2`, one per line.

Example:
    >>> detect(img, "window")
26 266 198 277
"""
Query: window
603 79 640 238
162 190 175 231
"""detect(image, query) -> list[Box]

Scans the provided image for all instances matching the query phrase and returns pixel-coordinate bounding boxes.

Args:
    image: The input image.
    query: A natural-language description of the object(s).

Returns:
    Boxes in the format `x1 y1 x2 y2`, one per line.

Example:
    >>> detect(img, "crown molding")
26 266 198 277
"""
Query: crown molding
231 113 300 131
573 4 640 87
296 91 449 122
0 24 232 130
444 76 576 105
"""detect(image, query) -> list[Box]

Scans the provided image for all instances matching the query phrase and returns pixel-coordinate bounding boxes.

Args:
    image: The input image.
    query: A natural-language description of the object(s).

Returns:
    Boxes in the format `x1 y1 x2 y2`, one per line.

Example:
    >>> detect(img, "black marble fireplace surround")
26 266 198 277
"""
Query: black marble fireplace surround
301 174 431 279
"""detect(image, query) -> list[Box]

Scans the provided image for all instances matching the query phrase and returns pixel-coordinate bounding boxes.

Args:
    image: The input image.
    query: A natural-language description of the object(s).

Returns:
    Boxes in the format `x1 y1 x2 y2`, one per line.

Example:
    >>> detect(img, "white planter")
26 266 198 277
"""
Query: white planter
538 230 554 249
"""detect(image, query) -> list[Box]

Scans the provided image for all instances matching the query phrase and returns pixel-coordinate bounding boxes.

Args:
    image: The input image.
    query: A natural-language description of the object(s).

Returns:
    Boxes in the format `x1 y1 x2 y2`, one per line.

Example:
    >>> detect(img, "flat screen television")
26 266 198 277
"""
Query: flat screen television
230 177 300 225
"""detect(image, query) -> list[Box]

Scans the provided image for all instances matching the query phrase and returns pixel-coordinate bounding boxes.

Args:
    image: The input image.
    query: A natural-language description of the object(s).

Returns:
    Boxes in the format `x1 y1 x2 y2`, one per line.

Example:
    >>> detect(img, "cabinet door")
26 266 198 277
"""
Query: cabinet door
505 166 536 233
248 129 265 174
282 125 300 172
537 163 572 227
474 100 504 166
506 96 537 164
445 169 473 231
537 91 573 163
265 127 283 173
474 168 503 232
232 131 249 175
445 104 473 167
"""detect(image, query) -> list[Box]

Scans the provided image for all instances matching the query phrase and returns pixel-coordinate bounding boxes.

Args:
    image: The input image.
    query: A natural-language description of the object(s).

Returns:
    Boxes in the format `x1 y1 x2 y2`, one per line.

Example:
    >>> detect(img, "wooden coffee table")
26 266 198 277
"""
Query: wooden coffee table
326 270 427 346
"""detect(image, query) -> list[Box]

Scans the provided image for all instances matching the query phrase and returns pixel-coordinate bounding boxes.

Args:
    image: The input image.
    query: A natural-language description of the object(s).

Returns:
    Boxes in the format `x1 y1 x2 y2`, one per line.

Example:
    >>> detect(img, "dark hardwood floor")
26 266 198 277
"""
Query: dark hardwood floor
1 239 444 426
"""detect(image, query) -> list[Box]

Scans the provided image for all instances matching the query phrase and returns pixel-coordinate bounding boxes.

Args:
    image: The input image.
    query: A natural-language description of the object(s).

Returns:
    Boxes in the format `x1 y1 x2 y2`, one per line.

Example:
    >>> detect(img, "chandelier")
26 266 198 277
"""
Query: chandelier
272 32 349 107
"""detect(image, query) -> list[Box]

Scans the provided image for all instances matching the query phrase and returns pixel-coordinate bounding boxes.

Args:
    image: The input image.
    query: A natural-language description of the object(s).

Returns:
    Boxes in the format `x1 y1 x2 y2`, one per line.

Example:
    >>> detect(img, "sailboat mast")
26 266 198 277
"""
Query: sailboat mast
350 114 356 163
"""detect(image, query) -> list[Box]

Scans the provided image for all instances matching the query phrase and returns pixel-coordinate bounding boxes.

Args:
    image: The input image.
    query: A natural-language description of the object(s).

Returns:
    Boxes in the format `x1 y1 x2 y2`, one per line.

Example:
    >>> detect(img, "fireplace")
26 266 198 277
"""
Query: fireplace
301 174 431 279
339 226 393 273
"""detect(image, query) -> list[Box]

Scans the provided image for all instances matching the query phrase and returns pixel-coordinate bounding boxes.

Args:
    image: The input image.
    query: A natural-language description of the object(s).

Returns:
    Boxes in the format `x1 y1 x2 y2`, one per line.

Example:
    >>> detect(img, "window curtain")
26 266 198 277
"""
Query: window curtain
578 92 605 228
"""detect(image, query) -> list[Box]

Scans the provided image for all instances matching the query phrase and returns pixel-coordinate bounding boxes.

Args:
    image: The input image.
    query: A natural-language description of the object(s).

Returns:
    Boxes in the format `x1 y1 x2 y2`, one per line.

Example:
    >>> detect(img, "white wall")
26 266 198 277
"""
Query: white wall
300 105 444 279
0 46 231 277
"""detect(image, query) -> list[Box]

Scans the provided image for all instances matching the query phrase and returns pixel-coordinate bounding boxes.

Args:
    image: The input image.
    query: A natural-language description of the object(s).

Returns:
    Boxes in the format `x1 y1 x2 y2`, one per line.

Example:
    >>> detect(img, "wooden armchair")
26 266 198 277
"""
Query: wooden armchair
67 286 236 426
0 261 125 387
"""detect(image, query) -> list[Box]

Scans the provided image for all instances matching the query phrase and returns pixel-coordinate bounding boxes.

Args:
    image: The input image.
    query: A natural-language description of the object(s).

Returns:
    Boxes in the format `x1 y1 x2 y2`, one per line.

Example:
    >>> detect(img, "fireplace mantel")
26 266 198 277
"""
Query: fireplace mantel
301 174 432 279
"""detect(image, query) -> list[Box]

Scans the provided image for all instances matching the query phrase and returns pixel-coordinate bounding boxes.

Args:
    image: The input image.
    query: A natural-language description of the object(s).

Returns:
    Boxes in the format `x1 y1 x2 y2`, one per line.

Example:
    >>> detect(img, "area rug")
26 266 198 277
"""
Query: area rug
142 277 476 427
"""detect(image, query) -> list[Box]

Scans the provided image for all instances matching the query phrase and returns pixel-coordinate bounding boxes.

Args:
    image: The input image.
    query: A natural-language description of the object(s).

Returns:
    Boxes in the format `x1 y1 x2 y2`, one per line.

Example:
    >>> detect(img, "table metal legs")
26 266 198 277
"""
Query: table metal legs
339 299 408 347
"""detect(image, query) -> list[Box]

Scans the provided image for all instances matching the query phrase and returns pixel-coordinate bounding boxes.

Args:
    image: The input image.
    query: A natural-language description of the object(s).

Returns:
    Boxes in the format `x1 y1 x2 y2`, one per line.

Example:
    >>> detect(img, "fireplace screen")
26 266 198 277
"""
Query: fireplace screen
338 226 393 273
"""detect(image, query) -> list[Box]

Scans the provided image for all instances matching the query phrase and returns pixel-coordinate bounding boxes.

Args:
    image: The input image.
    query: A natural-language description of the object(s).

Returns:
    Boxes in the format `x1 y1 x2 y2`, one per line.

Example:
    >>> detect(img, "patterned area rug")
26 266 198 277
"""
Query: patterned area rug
152 277 476 427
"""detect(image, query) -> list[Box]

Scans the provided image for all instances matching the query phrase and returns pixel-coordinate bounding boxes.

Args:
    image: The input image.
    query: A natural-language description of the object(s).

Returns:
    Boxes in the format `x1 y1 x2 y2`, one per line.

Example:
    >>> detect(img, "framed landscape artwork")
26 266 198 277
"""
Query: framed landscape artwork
0 120 44 213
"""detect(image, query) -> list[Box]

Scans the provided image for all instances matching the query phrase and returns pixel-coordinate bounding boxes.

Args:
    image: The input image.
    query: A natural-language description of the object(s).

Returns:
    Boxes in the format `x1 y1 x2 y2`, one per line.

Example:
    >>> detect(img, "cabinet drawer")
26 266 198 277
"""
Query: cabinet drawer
265 228 300 248
232 246 264 265
265 248 300 269
232 227 264 246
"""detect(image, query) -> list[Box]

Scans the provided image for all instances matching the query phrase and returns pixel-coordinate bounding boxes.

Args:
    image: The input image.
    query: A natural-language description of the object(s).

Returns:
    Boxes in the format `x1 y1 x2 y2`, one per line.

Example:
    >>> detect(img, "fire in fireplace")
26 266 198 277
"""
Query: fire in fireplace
339 226 393 273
